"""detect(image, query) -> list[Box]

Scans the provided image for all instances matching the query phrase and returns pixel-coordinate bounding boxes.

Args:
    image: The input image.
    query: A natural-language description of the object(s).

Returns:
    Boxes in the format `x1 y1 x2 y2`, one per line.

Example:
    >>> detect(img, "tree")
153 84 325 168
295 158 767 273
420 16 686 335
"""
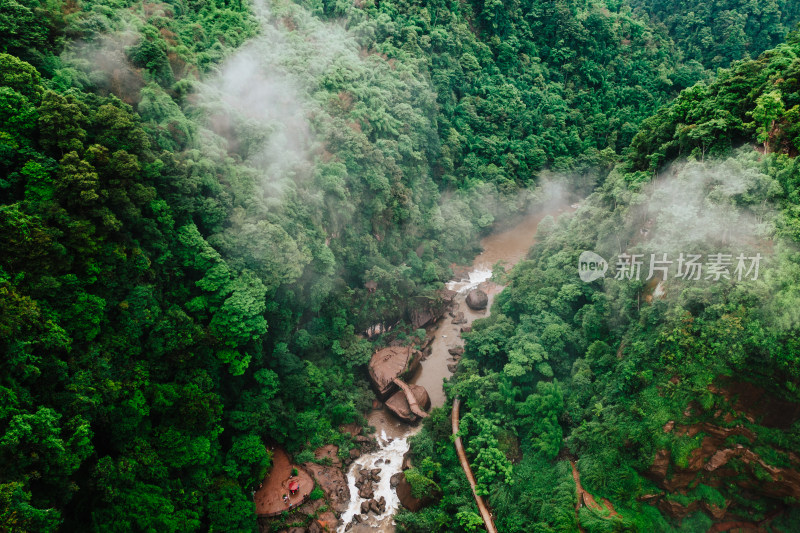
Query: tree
750 90 785 153
37 91 87 156
0 482 60 533
56 151 101 208
210 271 268 374
456 510 484 532
517 381 564 460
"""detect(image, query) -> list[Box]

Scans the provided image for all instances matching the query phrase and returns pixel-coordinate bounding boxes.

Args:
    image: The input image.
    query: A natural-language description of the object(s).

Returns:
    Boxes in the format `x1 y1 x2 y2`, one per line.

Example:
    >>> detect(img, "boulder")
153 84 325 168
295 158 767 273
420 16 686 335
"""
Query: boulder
410 307 436 329
349 448 361 460
465 289 488 310
421 335 435 350
360 501 371 514
448 346 465 356
402 452 413 471
303 462 350 513
385 384 431 423
410 289 457 329
358 484 374 499
390 472 403 488
451 311 467 325
439 289 457 303
370 499 382 514
460 326 472 334
368 346 421 399
396 471 438 512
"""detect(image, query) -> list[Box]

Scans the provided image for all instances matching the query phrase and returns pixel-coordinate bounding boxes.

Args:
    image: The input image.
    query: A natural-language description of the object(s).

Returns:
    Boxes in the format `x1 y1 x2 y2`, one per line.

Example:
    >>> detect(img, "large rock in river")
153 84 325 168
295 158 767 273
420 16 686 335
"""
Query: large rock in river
368 346 421 399
410 307 435 329
395 470 440 512
465 289 488 310
385 384 431 423
409 289 458 328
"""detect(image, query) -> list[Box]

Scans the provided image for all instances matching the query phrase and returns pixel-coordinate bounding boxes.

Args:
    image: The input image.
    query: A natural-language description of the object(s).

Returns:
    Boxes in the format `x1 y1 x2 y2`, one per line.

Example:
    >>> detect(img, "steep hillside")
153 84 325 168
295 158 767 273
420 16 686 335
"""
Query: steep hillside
402 31 800 532
628 0 800 69
1 0 796 531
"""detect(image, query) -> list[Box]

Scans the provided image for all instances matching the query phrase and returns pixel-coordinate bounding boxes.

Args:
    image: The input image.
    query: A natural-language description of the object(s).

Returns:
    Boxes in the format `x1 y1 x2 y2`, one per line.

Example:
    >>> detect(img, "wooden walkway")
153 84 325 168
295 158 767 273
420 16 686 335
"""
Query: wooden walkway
392 378 429 419
452 397 498 533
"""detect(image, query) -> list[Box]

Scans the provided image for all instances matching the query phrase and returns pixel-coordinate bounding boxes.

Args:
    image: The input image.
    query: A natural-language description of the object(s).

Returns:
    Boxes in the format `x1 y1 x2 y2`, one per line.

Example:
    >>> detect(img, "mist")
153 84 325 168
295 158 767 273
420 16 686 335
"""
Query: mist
57 26 147 104
565 150 800 331
632 157 777 251
194 0 376 202
590 154 779 270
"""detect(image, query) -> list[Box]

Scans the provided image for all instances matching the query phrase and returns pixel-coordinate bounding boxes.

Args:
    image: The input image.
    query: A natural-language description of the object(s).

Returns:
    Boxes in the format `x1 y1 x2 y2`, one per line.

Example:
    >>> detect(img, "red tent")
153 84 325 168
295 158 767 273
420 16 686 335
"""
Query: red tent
289 481 299 493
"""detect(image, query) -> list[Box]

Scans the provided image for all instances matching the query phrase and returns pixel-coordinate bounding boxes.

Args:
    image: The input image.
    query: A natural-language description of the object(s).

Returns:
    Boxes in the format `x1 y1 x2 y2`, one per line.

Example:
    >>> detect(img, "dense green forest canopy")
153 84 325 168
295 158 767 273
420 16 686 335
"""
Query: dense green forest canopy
1 0 799 531
628 0 800 69
400 29 800 533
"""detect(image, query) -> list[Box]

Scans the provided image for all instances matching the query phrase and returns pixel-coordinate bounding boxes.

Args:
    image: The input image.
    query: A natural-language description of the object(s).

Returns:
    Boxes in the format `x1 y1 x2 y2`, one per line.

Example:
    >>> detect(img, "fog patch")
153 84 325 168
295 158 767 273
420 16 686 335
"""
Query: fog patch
195 0 366 200
58 28 146 103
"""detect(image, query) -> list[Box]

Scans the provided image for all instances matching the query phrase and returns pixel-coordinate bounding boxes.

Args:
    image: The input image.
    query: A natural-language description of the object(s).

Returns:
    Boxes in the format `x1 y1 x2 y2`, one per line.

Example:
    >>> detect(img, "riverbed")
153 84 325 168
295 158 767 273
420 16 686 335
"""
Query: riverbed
338 200 574 532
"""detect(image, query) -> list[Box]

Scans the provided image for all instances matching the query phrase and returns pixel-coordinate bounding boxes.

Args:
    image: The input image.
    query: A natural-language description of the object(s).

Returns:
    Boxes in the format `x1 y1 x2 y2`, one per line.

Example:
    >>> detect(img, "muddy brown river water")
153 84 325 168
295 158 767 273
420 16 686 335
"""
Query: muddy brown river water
338 200 575 532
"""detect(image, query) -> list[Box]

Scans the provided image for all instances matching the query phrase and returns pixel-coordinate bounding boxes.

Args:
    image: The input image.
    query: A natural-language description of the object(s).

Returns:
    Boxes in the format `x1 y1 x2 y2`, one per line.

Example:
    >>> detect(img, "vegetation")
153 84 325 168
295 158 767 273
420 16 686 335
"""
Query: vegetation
403 29 800 533
628 0 800 69
1 0 800 531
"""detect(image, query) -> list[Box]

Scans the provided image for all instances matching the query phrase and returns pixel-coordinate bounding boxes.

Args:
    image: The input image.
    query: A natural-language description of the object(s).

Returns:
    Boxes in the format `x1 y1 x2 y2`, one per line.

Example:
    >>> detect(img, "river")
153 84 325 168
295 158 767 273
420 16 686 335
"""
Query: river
338 199 575 532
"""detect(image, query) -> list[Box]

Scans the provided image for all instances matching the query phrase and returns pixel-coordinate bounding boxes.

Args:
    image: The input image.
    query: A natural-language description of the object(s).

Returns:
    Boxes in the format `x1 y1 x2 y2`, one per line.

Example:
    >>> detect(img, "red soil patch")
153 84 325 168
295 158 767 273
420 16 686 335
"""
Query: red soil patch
254 448 313 516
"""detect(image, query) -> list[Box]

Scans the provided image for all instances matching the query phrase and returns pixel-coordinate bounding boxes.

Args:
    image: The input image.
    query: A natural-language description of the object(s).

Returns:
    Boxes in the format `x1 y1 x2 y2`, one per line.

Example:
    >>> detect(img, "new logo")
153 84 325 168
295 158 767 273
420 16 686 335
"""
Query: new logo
578 251 608 282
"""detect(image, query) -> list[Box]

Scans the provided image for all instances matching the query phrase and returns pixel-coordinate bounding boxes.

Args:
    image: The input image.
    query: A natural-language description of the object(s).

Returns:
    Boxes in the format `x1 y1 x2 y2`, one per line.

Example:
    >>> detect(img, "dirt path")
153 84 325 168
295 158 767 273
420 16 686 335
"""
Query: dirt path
452 397 498 533
392 378 428 418
570 460 620 518
254 448 313 516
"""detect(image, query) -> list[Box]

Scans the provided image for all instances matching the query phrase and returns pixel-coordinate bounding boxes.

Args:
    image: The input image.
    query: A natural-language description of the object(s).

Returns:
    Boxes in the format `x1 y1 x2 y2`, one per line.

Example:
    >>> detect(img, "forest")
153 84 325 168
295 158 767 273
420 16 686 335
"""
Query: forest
1 0 800 531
